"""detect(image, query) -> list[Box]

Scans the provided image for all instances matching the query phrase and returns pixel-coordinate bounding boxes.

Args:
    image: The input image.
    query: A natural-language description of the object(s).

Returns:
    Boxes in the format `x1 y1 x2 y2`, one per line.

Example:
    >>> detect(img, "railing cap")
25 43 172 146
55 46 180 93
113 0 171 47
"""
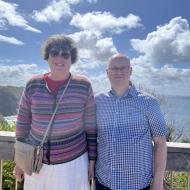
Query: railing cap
167 142 190 153
0 131 15 142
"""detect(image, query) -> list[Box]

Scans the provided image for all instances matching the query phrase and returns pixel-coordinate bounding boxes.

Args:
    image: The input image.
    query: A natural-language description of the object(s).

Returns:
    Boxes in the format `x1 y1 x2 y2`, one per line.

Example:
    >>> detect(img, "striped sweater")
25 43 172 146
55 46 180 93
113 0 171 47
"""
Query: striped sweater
16 73 97 164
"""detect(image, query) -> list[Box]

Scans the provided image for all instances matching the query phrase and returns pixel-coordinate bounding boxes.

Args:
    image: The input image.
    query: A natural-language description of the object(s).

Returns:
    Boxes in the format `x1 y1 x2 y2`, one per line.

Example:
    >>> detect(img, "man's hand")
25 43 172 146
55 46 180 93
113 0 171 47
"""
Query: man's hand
151 136 167 190
150 182 163 190
13 165 24 182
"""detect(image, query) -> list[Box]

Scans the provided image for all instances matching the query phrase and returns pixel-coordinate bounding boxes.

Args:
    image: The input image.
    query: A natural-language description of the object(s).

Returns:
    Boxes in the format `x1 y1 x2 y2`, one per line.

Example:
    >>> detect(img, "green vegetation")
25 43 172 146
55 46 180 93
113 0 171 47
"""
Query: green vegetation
0 121 23 190
164 117 190 189
0 114 14 131
2 161 16 190
165 172 190 190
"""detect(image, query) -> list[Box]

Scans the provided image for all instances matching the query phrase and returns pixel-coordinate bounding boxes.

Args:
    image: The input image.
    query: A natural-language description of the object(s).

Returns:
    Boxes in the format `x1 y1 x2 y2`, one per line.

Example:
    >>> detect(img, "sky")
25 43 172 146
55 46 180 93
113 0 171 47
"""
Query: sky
0 0 190 96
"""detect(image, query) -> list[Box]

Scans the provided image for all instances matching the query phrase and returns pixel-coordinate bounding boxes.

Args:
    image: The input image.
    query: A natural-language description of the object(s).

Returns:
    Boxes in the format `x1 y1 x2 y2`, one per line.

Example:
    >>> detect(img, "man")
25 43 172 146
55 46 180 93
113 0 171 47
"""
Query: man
95 53 167 190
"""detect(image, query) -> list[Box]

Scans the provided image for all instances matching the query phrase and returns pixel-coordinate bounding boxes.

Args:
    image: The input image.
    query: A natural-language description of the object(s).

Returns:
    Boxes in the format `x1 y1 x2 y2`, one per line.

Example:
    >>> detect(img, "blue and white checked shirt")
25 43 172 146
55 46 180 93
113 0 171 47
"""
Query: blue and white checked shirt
95 85 167 190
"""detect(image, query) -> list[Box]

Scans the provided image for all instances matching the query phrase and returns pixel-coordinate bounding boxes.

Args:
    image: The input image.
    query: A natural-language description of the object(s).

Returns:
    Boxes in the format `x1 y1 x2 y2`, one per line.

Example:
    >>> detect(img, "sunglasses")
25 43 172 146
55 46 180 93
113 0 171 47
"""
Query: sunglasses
49 50 71 59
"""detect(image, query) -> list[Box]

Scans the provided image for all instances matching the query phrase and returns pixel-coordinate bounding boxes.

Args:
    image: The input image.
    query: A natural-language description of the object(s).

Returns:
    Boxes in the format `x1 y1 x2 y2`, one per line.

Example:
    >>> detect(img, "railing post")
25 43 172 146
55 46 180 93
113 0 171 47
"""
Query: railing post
15 180 17 190
0 160 2 190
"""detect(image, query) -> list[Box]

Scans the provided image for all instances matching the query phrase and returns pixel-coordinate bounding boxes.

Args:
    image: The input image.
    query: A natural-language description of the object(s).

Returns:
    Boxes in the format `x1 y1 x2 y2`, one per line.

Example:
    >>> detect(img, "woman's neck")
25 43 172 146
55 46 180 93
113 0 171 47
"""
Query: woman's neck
48 72 70 81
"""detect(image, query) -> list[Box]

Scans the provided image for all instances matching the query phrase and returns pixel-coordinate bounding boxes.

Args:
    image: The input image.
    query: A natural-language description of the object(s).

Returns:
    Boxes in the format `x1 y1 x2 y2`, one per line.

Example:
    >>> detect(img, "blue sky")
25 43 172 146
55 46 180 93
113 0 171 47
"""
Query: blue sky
0 0 190 96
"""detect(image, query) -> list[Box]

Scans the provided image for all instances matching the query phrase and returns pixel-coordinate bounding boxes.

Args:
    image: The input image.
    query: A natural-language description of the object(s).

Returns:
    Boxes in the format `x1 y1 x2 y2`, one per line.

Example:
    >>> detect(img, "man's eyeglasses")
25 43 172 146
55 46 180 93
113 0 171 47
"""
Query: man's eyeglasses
49 50 71 59
108 66 130 72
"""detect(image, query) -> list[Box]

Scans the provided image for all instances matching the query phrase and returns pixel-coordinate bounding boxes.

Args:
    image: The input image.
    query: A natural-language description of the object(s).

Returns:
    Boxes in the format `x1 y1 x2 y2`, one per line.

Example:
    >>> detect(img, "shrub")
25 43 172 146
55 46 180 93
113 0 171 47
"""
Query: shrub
0 122 23 190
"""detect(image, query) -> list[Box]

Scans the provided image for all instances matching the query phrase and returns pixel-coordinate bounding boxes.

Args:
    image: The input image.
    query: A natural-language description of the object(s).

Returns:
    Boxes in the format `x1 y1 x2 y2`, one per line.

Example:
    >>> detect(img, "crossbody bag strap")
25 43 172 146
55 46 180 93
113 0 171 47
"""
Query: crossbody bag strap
39 74 72 148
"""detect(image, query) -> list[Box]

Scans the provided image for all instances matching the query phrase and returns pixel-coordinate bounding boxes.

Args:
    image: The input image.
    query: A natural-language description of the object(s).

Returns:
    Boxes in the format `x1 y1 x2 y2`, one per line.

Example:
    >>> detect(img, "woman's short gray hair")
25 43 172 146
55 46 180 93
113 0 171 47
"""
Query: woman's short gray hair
41 34 78 64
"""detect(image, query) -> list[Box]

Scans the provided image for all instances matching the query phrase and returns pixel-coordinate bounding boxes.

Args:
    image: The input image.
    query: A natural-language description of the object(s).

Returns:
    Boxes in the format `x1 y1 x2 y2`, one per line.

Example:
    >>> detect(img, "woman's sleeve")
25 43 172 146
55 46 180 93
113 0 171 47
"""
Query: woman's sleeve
16 86 32 140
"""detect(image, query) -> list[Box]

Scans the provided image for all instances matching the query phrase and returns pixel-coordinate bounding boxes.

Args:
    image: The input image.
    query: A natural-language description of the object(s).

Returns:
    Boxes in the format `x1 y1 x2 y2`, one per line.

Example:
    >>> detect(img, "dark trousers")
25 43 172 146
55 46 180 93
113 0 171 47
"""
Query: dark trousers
96 179 150 190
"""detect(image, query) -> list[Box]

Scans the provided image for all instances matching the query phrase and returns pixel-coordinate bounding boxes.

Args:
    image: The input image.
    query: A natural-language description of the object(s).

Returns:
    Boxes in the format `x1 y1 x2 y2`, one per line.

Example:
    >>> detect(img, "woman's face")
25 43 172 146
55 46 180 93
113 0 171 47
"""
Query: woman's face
48 49 72 79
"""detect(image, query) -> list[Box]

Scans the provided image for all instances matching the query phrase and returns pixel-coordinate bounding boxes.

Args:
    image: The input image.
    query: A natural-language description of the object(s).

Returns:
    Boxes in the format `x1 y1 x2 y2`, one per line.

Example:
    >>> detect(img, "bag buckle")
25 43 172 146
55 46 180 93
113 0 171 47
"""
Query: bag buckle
36 146 41 155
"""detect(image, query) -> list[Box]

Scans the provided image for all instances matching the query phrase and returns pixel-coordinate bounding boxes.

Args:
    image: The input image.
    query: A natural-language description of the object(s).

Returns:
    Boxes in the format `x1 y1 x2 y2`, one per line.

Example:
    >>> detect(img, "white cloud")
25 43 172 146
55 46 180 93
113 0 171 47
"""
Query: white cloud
0 59 11 63
75 59 190 96
70 12 142 34
71 63 109 94
0 59 24 63
131 17 190 64
69 30 117 65
0 34 24 45
72 16 190 96
32 0 81 23
0 60 110 94
72 67 110 94
0 0 41 33
127 16 190 96
130 62 190 96
15 59 24 63
32 0 98 23
0 64 46 86
89 73 110 94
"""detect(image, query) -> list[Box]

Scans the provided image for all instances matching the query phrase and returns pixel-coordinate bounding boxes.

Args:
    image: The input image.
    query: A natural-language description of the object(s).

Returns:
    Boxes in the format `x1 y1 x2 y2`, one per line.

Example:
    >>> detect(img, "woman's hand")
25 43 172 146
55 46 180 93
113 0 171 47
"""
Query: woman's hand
88 160 95 181
13 165 24 182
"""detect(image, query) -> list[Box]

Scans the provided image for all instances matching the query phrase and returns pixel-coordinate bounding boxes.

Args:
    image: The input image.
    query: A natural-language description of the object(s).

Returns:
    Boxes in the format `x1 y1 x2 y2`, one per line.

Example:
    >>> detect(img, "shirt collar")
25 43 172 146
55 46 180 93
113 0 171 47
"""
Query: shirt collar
108 83 138 98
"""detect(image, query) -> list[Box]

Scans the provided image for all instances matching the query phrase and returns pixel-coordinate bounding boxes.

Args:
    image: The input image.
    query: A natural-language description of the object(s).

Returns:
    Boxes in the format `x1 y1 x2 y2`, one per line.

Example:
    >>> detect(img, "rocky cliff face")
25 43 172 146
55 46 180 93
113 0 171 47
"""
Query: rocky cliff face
0 86 23 116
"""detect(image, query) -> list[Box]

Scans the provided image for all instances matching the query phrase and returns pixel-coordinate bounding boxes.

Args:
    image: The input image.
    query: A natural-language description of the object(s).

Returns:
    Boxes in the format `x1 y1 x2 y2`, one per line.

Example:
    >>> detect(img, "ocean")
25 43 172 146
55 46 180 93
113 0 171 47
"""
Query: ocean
161 95 190 139
4 95 190 138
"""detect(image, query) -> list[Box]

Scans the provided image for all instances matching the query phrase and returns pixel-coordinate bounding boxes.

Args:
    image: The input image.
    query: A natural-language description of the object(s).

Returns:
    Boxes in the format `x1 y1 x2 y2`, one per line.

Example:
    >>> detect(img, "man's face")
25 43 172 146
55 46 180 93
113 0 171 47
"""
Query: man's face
107 57 132 86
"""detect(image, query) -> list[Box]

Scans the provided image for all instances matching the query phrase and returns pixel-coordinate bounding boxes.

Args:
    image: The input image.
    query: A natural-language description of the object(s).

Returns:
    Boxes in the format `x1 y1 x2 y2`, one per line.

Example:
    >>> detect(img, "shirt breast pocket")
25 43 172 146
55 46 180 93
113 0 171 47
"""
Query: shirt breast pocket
119 110 148 139
126 110 147 126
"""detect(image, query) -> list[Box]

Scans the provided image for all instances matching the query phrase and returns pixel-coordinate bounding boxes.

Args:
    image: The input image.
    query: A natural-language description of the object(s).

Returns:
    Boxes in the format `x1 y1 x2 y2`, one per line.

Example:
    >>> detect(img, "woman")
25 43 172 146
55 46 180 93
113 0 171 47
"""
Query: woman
13 34 97 190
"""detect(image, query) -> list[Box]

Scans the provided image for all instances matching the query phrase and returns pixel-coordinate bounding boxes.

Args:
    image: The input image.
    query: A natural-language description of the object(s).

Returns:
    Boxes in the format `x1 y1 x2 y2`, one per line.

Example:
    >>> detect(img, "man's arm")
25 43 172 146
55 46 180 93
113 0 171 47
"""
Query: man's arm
151 136 167 190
